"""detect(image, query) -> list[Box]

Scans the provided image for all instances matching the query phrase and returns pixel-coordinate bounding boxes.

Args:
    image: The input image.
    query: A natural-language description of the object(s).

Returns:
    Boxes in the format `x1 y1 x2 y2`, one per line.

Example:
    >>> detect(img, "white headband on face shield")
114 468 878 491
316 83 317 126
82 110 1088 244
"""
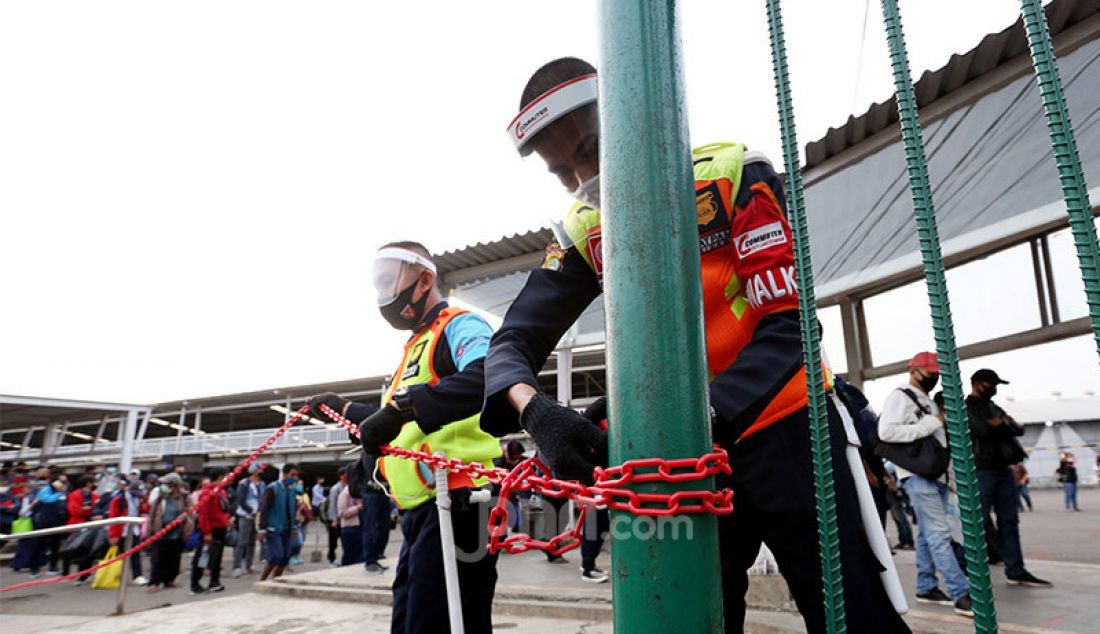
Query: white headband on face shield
374 247 437 274
506 74 597 152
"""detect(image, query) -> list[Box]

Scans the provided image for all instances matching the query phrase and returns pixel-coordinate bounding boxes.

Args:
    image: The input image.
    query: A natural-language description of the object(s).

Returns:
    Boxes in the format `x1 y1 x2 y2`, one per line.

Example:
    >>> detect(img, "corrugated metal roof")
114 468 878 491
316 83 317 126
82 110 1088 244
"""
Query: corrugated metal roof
433 227 554 275
805 0 1099 169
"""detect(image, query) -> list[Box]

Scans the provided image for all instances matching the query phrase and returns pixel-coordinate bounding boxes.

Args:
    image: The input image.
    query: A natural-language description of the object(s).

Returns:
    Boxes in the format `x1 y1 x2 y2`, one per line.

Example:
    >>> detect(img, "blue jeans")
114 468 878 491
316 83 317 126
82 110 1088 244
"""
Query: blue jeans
904 475 970 599
1064 482 1079 510
264 530 292 567
977 468 1025 577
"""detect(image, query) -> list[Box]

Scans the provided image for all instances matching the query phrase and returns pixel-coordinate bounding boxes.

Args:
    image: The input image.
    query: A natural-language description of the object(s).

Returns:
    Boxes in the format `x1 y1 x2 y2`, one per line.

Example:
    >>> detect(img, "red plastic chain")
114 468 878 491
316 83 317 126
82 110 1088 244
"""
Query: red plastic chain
0 406 312 594
319 403 733 556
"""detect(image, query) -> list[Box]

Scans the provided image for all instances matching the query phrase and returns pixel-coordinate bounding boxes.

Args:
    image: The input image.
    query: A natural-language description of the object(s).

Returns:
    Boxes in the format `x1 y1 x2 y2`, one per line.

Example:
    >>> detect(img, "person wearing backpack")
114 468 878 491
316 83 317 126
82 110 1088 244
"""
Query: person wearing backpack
877 352 972 617
231 467 263 578
28 478 68 578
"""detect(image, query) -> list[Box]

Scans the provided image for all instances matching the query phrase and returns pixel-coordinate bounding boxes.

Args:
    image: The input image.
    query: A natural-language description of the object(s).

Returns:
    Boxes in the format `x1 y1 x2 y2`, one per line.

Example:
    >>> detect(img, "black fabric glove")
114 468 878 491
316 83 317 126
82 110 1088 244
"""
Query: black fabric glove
521 393 608 484
308 392 349 424
582 396 608 430
358 404 406 455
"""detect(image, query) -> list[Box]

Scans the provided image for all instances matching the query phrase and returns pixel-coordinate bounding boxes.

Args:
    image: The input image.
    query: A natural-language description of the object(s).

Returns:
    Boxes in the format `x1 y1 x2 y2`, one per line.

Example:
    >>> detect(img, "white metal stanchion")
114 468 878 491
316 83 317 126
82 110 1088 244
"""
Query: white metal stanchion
435 452 466 634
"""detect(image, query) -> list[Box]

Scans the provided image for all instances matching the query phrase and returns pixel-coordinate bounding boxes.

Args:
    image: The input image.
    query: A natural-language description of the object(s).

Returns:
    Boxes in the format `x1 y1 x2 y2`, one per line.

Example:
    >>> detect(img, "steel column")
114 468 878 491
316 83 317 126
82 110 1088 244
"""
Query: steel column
598 1 723 631
119 409 138 473
766 0 845 629
1019 0 1100 360
879 0 997 629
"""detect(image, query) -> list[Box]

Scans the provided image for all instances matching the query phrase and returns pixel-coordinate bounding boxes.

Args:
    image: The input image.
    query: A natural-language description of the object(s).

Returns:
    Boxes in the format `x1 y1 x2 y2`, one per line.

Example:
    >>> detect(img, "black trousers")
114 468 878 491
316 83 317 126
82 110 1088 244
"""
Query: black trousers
190 527 226 590
718 404 910 634
326 521 341 563
150 537 184 586
390 490 498 634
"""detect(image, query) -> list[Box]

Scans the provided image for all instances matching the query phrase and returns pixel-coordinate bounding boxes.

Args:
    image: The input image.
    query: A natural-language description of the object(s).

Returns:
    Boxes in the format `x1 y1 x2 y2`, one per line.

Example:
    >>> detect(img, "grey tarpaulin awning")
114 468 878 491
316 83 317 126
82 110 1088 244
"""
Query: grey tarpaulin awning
806 1 1100 302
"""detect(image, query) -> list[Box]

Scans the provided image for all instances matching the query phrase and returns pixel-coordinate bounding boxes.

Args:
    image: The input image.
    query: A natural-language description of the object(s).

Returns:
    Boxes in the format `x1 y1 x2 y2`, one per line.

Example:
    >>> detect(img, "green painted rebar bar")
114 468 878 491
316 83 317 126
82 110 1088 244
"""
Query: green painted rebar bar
878 1 998 631
1019 0 1100 359
598 1 724 631
764 1 846 631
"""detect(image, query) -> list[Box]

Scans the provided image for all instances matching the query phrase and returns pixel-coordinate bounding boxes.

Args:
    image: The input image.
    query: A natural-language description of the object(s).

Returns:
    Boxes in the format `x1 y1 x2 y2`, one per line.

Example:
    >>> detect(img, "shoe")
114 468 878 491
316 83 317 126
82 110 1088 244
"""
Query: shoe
74 579 86 586
132 576 149 586
328 562 340 568
893 542 915 551
165 581 179 588
915 588 953 605
207 584 225 593
365 562 386 575
954 593 974 617
581 568 610 583
190 587 206 595
289 556 303 565
47 569 61 576
546 555 569 564
1007 571 1052 587
28 571 40 579
147 584 162 593
231 568 242 579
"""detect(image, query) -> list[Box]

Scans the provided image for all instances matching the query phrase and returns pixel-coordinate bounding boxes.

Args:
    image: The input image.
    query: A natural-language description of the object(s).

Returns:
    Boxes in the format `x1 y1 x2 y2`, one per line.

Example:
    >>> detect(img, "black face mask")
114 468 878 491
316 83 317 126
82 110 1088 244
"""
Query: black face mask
379 281 429 331
917 375 939 394
980 385 997 400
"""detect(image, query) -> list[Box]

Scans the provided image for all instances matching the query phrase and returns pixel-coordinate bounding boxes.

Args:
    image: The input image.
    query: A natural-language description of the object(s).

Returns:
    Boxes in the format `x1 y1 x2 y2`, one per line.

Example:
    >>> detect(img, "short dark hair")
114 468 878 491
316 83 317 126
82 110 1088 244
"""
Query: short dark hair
382 240 433 263
283 463 299 476
520 57 597 109
337 466 348 477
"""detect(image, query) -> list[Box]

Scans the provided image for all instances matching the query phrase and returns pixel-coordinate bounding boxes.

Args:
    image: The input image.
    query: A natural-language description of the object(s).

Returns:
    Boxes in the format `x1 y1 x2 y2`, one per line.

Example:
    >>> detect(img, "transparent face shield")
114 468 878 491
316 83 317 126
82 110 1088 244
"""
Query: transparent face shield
507 75 601 249
371 248 437 306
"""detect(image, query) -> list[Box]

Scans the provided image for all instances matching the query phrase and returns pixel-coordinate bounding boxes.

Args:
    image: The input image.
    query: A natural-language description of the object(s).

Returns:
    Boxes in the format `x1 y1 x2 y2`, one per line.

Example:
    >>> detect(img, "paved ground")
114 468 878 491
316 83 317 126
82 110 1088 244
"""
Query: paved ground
2 487 1097 632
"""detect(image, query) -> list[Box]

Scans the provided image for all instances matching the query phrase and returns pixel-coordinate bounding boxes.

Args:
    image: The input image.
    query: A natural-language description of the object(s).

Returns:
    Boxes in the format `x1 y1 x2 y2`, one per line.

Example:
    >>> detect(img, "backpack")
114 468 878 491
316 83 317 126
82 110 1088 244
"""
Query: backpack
873 388 951 480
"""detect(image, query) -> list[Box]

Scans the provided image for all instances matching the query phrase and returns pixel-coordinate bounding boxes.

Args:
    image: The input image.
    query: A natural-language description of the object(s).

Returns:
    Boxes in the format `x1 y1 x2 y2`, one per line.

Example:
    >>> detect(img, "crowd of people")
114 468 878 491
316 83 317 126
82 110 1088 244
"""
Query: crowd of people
0 460 405 595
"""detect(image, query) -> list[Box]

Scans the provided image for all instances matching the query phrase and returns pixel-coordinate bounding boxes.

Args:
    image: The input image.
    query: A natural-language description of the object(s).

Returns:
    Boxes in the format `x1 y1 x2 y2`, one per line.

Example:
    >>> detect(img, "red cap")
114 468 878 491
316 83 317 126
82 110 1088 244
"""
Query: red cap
908 351 940 373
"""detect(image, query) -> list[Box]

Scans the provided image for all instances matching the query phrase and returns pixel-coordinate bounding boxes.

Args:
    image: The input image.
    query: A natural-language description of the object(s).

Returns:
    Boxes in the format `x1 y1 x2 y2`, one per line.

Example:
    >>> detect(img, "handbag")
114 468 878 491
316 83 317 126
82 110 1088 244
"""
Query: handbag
60 528 94 560
873 388 950 480
12 516 33 534
91 545 122 589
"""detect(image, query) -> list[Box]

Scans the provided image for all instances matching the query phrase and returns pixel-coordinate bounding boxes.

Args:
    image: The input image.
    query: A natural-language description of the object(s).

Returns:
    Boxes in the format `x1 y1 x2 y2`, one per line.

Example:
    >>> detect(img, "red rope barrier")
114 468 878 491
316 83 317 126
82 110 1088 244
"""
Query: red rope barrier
0 406 311 594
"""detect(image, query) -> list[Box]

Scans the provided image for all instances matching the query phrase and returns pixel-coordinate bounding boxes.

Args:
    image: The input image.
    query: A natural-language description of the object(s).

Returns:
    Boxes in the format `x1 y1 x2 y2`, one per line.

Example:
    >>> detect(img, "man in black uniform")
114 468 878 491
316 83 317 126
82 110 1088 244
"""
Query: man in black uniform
480 57 908 633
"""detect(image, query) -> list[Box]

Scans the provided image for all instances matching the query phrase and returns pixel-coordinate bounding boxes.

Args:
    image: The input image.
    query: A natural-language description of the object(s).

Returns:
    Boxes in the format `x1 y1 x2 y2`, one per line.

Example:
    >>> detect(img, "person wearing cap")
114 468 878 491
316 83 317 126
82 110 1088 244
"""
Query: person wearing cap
147 472 193 592
306 240 502 633
878 352 973 616
482 57 908 633
965 369 1050 587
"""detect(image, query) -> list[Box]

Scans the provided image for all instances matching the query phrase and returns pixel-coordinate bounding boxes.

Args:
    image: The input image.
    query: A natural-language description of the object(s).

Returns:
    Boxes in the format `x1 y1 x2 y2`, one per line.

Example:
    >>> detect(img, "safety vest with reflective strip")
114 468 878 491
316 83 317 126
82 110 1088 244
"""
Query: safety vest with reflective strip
378 307 502 509
560 142 831 439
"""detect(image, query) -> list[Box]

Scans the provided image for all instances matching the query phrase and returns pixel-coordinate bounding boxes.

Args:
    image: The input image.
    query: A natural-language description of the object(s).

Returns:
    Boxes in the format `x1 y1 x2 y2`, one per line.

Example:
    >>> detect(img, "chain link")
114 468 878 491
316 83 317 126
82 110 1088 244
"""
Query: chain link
320 403 733 555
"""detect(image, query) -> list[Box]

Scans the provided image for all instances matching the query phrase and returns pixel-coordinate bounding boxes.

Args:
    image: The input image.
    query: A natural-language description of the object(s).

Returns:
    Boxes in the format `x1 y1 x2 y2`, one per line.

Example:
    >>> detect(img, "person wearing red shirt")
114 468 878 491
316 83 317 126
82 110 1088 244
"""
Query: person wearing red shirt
190 469 230 594
63 476 98 582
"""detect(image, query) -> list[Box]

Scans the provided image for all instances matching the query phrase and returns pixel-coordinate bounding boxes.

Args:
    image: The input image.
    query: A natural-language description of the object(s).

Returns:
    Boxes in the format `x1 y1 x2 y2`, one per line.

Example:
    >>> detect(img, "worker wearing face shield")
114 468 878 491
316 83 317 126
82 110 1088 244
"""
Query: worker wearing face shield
308 241 501 634
480 57 910 634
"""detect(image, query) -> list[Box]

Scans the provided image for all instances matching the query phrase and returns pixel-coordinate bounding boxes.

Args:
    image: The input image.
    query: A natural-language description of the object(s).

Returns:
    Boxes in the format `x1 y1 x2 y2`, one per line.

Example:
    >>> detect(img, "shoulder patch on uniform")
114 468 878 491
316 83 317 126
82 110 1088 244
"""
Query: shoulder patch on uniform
541 240 565 271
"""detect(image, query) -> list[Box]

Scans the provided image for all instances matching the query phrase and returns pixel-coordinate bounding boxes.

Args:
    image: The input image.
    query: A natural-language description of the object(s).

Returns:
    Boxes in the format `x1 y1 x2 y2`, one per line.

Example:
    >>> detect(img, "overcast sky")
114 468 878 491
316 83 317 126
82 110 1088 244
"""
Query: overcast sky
2 0 1095 410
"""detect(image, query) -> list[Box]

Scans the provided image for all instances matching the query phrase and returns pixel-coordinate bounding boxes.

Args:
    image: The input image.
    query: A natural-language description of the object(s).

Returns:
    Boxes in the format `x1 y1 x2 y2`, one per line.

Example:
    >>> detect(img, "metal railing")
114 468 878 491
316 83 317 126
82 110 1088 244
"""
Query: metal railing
1 516 145 614
0 424 353 462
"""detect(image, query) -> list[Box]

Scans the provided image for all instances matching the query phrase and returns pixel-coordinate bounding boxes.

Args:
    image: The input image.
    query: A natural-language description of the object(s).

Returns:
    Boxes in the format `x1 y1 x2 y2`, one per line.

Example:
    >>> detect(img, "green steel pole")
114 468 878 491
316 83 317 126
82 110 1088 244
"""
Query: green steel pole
1019 0 1100 360
879 1 998 631
598 1 724 631
764 1 846 631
